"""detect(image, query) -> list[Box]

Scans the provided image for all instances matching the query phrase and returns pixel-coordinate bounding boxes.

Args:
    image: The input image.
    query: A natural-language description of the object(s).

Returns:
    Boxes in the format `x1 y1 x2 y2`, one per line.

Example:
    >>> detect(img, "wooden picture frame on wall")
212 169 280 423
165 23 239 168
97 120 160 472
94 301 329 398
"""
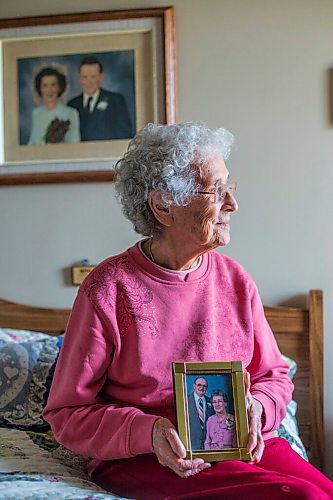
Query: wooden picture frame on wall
0 7 177 185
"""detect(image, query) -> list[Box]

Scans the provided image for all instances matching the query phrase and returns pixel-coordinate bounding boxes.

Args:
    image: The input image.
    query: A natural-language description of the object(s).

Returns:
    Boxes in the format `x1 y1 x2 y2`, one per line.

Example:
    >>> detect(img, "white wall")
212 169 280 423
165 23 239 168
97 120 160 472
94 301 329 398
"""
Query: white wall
1 0 332 477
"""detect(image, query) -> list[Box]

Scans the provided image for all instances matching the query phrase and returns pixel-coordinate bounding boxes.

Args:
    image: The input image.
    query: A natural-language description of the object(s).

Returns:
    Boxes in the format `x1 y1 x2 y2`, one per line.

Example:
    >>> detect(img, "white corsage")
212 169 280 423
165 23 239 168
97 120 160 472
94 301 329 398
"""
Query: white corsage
225 416 235 430
96 101 109 111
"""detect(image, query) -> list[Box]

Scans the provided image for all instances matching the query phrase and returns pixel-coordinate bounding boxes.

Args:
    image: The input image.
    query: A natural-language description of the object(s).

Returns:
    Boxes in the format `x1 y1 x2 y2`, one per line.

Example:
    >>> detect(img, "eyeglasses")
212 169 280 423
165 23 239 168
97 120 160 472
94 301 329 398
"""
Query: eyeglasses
195 383 208 388
197 180 237 204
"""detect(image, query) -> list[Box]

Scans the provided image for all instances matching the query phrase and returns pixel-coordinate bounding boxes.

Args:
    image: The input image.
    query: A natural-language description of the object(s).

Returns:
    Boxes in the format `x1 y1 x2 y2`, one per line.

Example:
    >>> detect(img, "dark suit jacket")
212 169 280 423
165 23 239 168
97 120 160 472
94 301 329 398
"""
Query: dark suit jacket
187 393 214 450
68 88 134 141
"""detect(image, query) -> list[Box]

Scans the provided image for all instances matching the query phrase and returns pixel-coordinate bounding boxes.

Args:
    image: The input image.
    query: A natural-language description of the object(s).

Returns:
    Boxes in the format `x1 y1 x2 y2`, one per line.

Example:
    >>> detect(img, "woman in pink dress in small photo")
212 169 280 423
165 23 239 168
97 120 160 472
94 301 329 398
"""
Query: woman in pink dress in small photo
205 390 237 450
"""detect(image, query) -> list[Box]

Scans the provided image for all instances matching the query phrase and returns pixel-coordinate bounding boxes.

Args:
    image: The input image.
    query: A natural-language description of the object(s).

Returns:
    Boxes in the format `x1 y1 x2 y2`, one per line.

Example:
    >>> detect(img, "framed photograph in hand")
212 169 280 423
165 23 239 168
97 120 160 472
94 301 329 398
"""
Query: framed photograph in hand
172 361 251 462
0 7 176 185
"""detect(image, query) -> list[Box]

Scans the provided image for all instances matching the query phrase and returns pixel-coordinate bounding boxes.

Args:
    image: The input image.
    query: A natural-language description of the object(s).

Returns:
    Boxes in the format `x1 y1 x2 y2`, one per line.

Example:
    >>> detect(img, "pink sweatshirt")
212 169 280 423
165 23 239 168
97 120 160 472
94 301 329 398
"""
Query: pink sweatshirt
43 242 293 475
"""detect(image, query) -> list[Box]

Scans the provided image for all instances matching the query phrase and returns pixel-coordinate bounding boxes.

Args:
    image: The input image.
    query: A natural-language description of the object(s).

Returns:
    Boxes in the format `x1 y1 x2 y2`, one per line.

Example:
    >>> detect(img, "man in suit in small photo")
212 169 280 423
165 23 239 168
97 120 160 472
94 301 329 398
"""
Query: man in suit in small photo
187 376 214 451
68 56 134 141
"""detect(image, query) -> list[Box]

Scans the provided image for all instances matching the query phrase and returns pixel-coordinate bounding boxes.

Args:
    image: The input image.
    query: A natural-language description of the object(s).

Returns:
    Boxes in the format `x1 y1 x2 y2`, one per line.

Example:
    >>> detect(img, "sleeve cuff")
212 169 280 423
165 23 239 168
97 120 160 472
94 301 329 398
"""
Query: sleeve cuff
252 392 277 432
129 413 161 456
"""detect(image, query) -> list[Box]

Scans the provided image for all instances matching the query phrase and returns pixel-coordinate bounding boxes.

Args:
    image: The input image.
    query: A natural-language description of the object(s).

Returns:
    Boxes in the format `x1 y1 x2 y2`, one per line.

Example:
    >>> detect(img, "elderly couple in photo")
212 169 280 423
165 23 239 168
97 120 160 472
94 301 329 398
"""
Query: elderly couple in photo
188 376 237 451
28 56 134 145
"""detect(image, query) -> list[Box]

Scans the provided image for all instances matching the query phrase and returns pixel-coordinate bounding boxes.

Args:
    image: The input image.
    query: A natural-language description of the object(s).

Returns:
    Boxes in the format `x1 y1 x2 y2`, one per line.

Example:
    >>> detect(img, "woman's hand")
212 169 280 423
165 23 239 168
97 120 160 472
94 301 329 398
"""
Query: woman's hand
152 417 211 478
244 371 265 464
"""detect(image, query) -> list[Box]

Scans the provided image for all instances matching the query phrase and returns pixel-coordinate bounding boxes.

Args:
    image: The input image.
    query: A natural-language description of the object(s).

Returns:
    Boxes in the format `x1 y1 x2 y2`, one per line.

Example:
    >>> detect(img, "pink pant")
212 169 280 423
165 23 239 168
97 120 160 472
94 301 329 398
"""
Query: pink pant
92 438 333 499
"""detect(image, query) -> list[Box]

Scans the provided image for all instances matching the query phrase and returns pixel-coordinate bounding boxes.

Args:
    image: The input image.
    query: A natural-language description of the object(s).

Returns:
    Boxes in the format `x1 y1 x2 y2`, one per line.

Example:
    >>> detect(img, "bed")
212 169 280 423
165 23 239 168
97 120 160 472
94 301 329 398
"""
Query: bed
0 290 324 499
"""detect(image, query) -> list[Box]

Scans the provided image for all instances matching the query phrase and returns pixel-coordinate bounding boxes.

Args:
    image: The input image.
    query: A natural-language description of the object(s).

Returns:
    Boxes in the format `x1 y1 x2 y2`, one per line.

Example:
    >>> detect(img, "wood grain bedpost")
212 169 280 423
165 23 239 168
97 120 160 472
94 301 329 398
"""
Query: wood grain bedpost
309 289 324 471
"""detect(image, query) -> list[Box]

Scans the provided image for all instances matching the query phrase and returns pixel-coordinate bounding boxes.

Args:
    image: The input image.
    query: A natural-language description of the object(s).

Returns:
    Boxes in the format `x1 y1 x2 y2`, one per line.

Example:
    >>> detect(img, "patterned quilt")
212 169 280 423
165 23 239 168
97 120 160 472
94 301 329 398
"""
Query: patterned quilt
0 427 127 499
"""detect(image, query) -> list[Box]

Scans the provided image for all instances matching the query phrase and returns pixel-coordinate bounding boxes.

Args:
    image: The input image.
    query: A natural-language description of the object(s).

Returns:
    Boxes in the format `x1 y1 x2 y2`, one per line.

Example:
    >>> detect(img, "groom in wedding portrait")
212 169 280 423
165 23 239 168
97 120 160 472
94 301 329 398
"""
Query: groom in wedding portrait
68 55 134 141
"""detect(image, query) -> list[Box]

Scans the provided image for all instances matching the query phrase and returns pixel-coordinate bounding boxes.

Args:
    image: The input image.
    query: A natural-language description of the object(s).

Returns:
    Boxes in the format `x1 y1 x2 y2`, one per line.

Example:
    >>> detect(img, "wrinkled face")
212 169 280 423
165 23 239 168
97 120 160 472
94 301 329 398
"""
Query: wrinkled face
194 378 208 397
212 395 227 414
171 155 238 251
79 64 103 95
40 75 60 104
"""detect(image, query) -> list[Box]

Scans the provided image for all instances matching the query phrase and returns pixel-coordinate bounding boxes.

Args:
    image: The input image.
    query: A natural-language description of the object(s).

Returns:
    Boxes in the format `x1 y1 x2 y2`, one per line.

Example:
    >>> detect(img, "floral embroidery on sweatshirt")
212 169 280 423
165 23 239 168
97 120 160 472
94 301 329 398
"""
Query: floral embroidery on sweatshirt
82 255 158 338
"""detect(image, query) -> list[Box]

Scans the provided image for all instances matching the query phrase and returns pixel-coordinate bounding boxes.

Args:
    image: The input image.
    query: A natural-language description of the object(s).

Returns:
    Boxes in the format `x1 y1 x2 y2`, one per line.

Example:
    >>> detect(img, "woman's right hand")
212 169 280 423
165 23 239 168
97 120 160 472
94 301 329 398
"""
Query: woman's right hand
152 417 211 478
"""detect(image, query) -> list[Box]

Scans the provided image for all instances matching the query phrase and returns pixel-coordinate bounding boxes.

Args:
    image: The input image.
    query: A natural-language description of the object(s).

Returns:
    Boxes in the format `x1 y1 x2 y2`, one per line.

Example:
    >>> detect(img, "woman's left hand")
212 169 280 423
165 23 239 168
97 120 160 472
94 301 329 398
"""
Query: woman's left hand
244 371 265 464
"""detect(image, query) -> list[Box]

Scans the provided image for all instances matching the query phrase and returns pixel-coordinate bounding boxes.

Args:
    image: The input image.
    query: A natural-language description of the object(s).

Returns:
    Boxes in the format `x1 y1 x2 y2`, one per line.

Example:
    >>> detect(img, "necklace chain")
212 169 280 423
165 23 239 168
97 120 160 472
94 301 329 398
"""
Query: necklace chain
148 238 200 270
148 238 156 264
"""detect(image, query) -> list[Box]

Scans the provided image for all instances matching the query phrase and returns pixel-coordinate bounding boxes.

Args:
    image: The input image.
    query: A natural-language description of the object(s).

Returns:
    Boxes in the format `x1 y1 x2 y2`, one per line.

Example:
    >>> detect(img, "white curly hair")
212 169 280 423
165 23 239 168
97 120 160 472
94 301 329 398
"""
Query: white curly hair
114 121 234 236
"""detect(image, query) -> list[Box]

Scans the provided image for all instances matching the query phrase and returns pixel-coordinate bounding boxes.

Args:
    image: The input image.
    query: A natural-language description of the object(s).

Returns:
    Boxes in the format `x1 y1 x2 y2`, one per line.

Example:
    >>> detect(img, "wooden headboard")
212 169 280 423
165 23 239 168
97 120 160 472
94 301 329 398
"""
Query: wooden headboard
0 290 324 471
264 290 323 471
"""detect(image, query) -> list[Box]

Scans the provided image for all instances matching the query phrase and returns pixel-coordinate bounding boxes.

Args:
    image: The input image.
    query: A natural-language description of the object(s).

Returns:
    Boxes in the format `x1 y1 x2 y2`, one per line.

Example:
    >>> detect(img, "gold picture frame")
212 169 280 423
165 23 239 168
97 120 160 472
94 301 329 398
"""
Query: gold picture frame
172 361 251 462
0 7 176 185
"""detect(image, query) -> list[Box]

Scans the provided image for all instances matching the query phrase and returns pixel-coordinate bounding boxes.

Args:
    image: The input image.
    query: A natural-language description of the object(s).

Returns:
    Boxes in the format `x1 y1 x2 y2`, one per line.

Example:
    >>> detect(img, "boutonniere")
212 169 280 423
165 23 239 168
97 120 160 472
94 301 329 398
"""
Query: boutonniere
96 100 109 111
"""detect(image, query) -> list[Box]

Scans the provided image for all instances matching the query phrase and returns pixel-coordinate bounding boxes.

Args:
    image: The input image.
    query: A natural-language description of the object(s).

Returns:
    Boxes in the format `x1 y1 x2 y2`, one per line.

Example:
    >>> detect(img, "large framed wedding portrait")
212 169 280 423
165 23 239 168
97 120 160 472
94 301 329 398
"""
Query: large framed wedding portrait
172 361 251 462
0 8 176 184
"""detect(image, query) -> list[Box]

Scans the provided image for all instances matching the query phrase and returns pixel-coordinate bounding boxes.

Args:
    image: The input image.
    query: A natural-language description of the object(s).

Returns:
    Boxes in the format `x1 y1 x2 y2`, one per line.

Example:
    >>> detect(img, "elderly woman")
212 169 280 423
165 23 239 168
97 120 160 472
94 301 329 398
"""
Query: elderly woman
204 390 237 450
44 122 333 499
28 66 80 145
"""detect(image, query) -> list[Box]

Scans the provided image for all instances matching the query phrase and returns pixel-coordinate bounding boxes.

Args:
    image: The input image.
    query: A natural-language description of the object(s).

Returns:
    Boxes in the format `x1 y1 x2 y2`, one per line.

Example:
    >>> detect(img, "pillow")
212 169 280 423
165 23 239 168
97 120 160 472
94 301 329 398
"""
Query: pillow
276 399 308 460
282 353 297 380
0 328 53 343
0 328 62 429
274 354 308 461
